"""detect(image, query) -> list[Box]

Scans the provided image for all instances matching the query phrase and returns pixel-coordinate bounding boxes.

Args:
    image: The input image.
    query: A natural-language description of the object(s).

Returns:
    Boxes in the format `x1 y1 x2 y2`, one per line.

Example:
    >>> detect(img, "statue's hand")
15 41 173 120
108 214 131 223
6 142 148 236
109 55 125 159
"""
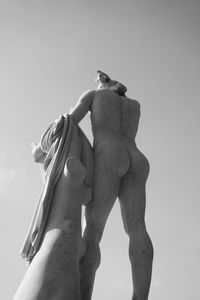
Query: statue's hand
53 114 65 136
31 143 46 163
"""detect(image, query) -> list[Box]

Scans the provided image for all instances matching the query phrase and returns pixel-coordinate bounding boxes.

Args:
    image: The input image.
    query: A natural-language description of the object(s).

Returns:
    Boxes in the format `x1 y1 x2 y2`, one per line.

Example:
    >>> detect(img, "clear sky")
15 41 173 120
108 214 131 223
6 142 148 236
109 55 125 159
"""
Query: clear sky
0 0 200 299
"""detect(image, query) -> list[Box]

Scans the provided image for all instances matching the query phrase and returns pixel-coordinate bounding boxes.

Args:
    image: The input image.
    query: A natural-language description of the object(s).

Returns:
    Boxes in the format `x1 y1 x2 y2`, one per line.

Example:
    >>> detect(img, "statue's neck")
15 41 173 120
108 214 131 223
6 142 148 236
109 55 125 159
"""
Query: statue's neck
96 83 110 91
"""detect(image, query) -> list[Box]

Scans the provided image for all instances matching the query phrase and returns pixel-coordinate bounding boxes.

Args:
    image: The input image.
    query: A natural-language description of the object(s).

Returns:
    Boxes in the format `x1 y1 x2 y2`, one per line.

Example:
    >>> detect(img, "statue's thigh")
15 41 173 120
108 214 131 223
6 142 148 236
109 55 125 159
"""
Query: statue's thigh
118 170 148 235
85 156 120 236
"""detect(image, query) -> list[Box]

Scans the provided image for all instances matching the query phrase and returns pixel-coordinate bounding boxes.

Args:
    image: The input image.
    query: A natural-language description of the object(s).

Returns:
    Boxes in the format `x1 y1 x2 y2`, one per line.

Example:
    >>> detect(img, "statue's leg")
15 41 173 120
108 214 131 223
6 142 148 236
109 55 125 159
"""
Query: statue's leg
118 152 153 300
80 156 121 300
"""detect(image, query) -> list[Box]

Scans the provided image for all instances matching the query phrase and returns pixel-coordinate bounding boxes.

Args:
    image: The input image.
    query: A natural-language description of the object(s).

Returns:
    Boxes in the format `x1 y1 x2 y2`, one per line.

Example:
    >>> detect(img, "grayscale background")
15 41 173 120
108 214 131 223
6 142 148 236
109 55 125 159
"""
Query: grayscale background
0 0 199 299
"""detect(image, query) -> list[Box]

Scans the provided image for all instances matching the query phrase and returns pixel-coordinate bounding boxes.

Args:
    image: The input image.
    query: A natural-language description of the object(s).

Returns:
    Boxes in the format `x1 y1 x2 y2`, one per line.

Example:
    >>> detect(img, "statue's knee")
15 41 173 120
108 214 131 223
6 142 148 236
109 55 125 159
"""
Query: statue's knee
83 228 101 266
82 223 104 268
126 218 146 236
82 240 101 270
84 221 104 243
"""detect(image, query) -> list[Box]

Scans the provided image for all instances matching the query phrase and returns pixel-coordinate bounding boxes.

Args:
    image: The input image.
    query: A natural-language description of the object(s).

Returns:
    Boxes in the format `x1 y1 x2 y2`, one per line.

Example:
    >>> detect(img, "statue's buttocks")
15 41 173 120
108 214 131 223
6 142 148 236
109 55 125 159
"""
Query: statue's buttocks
94 138 131 177
89 89 143 178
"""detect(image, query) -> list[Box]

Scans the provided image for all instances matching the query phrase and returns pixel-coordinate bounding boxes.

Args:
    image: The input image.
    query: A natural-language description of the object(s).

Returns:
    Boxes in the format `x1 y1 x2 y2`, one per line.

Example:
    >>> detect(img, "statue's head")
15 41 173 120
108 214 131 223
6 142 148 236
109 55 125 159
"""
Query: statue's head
95 70 111 84
95 70 127 96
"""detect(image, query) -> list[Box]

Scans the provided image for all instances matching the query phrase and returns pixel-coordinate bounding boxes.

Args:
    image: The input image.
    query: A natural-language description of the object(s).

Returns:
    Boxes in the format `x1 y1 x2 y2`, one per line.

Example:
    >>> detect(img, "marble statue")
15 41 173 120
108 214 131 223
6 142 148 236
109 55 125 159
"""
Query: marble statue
72 71 154 300
14 71 153 300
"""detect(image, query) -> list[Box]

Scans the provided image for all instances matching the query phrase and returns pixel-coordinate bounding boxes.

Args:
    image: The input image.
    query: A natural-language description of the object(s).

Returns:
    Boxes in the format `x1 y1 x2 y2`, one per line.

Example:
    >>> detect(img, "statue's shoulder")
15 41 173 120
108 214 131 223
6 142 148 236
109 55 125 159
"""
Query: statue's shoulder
78 89 96 106
81 89 96 98
123 97 141 108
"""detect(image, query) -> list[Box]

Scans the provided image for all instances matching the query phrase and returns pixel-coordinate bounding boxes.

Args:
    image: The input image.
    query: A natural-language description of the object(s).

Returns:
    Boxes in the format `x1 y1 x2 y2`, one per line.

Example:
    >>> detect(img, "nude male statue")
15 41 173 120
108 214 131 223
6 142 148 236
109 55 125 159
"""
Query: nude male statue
70 71 154 300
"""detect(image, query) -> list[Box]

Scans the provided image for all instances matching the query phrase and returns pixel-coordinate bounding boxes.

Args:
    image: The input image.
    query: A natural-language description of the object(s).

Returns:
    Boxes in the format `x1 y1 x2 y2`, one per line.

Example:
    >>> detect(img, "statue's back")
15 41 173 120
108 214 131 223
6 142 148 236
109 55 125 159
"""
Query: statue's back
90 89 141 143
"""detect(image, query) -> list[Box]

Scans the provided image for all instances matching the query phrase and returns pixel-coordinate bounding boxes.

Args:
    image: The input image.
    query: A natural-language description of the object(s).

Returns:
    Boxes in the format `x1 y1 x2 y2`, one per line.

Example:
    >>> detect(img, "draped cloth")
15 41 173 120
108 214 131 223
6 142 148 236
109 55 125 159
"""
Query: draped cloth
20 114 89 263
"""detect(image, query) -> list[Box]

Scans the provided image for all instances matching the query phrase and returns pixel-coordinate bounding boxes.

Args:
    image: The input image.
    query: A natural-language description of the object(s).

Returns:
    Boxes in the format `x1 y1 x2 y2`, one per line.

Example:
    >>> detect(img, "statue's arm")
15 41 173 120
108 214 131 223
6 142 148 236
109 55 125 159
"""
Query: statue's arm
69 90 95 125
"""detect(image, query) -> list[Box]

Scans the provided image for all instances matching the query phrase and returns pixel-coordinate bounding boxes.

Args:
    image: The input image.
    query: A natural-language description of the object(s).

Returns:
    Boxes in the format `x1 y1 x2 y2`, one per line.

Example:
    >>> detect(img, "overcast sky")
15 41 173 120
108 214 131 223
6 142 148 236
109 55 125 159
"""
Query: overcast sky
0 0 200 299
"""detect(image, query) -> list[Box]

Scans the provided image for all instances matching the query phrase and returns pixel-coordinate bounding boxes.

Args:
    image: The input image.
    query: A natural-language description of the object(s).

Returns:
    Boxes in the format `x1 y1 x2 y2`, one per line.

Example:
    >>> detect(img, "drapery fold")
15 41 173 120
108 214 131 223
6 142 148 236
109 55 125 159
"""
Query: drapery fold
20 115 74 263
